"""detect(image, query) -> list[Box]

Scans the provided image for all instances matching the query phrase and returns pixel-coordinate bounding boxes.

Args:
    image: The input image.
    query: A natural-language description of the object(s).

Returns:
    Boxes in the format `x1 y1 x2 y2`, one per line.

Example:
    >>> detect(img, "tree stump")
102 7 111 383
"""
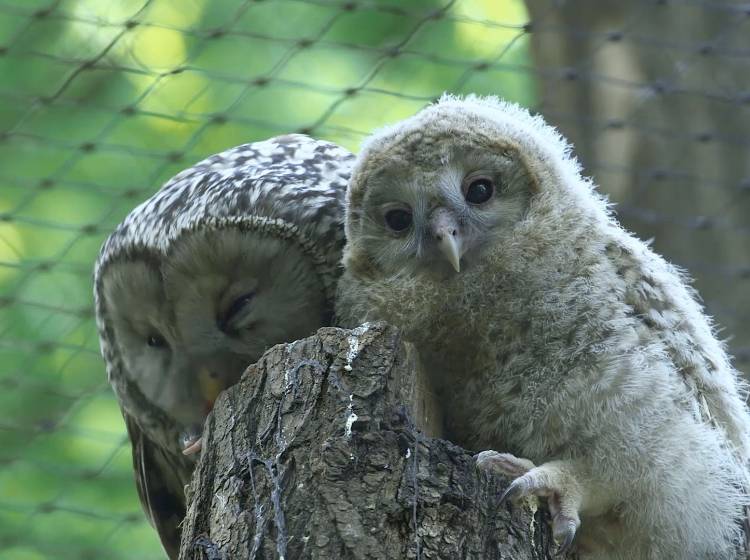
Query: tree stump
178 323 554 559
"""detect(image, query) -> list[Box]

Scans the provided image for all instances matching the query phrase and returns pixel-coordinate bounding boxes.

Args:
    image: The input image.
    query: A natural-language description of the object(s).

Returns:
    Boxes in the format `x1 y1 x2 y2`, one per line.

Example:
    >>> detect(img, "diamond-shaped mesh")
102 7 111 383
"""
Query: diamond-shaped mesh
0 1 747 558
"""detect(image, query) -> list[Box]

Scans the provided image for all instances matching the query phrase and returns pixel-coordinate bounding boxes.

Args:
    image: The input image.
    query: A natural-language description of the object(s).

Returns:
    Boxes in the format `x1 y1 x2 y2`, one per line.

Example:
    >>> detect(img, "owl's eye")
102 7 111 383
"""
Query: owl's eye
226 292 255 320
464 178 494 204
219 291 256 332
384 209 413 232
147 333 167 349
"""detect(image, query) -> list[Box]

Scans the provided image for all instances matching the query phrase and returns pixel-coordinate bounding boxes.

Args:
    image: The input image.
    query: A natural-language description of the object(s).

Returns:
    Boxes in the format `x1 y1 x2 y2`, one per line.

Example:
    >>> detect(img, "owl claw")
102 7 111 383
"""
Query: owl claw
476 450 581 556
555 521 577 556
499 478 527 504
475 450 536 478
182 437 203 456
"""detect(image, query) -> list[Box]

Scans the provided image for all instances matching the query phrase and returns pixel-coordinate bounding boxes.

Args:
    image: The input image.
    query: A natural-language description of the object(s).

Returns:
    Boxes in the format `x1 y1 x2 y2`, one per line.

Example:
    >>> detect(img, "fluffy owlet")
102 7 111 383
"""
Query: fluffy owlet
336 96 750 558
94 134 354 558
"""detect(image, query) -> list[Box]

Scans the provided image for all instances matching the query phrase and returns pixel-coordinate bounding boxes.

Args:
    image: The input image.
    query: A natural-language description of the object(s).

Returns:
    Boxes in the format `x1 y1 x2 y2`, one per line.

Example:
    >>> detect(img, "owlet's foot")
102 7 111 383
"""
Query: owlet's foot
476 450 582 556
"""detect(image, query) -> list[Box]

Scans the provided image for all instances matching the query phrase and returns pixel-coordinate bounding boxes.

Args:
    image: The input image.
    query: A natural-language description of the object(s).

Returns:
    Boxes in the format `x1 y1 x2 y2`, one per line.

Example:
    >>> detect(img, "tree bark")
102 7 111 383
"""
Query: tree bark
178 323 554 560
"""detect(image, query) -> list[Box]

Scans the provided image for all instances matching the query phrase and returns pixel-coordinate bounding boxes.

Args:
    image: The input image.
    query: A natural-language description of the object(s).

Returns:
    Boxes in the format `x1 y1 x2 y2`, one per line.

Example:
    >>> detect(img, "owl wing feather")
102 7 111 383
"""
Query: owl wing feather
124 412 186 560
613 241 750 460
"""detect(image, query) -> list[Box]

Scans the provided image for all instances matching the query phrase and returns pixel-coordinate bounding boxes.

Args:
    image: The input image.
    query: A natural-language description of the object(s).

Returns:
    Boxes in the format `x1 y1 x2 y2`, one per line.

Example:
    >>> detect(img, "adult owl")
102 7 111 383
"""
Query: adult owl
336 95 750 558
94 134 354 558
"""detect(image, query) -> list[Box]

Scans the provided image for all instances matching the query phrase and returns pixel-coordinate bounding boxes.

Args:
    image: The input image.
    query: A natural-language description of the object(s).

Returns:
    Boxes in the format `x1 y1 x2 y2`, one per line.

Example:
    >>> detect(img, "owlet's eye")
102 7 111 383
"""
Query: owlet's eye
384 209 412 232
464 178 495 204
147 333 168 349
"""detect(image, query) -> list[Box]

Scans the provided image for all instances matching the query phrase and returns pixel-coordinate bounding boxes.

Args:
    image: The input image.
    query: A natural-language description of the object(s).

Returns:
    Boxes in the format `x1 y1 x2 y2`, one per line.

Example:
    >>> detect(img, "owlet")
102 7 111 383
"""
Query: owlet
336 96 750 559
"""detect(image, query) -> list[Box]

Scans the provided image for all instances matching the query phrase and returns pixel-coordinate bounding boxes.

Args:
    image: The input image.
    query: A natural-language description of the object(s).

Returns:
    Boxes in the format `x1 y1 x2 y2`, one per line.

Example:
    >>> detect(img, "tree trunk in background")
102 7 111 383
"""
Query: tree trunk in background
525 0 750 374
178 324 554 560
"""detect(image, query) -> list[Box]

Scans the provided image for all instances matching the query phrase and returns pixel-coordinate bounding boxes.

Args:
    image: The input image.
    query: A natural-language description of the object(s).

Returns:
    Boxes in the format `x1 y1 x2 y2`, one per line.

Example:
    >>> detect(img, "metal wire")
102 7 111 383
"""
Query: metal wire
0 1 747 558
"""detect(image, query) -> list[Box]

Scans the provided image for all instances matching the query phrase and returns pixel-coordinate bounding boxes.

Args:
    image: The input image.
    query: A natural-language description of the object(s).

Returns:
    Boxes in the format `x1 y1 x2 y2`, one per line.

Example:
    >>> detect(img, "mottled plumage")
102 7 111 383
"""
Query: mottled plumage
94 134 353 558
337 96 750 558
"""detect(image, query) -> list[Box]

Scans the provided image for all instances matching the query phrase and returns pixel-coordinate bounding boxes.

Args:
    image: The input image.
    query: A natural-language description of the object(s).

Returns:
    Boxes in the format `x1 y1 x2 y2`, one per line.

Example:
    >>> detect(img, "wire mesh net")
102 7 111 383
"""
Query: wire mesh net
0 0 747 558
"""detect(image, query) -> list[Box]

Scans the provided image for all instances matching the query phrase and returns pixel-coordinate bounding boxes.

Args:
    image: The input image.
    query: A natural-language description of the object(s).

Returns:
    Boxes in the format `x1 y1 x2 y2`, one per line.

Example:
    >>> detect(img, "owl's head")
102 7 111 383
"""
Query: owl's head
344 95 594 279
97 226 328 452
94 135 353 455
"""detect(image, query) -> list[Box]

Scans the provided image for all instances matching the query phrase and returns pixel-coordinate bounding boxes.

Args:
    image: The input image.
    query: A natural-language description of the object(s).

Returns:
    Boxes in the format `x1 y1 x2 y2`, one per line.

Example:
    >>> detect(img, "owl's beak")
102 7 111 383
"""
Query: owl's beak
182 369 226 456
431 209 463 273
198 368 224 410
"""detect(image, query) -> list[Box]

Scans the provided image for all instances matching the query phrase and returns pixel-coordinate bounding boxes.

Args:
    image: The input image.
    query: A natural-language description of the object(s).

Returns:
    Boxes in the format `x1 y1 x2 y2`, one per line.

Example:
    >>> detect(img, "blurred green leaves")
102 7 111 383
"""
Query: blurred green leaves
0 0 535 558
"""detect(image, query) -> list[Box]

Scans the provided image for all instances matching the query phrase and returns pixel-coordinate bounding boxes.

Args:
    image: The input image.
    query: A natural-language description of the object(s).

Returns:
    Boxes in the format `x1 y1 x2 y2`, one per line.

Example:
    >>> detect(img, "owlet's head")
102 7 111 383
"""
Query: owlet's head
343 95 588 280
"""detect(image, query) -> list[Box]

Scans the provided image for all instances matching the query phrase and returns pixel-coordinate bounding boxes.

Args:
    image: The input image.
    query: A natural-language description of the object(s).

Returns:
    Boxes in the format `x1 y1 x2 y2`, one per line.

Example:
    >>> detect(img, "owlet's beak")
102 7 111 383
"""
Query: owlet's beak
430 208 464 273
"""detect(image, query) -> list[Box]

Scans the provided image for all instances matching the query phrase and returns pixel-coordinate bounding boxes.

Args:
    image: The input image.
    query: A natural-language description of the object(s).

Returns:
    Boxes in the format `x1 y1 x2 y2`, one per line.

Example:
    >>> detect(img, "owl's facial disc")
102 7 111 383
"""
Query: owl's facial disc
163 227 327 429
358 137 532 278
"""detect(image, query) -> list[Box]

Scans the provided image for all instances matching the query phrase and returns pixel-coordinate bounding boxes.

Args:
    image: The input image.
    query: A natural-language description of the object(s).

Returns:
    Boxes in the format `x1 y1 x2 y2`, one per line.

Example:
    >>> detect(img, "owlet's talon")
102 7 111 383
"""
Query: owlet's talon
477 452 582 555
499 478 527 504
554 518 578 557
475 450 536 478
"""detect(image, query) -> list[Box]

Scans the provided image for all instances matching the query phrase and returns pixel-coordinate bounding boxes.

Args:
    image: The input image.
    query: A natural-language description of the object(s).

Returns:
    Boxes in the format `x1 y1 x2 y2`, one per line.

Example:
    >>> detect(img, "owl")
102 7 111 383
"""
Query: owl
94 134 354 559
336 95 750 558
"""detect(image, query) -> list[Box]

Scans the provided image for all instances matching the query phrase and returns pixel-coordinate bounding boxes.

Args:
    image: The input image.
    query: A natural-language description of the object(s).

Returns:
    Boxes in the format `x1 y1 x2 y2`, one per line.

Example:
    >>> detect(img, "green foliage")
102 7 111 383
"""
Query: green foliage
0 0 535 557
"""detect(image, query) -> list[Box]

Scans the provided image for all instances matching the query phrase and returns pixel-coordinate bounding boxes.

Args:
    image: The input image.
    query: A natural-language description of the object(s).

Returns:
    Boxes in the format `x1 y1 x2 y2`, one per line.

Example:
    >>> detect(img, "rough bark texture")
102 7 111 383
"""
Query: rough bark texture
178 323 554 560
525 0 750 375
